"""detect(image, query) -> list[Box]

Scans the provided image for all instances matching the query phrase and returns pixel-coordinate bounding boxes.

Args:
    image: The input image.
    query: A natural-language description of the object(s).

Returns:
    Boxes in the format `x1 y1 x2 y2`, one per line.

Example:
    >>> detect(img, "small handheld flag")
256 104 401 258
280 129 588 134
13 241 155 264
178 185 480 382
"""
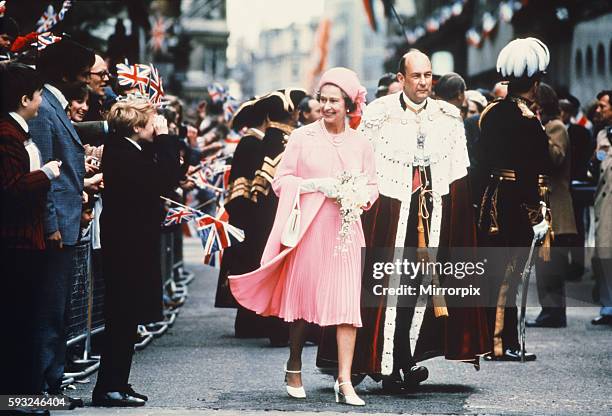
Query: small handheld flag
163 207 196 227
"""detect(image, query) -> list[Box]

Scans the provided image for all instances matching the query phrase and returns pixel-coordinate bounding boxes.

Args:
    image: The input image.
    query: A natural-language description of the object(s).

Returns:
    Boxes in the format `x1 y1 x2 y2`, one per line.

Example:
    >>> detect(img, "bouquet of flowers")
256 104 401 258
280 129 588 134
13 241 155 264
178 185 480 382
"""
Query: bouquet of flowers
333 170 370 253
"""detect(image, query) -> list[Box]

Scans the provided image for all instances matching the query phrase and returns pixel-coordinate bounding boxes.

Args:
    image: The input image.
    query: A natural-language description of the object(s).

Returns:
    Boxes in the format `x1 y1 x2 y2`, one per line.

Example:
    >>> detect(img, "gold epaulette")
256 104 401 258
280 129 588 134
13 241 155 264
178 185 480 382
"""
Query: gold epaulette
509 96 536 119
245 128 265 140
478 100 501 129
267 121 295 136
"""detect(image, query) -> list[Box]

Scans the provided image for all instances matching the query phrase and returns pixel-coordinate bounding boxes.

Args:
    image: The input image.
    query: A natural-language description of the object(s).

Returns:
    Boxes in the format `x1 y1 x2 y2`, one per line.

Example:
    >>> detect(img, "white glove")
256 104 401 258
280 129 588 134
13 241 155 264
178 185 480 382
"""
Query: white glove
315 178 339 198
300 178 319 194
41 160 62 179
532 203 549 243
300 178 338 198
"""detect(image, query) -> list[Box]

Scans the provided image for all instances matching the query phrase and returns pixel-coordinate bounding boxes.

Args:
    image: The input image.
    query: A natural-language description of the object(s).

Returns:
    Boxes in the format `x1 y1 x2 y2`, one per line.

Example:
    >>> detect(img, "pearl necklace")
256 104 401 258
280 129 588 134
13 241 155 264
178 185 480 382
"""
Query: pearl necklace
320 119 346 146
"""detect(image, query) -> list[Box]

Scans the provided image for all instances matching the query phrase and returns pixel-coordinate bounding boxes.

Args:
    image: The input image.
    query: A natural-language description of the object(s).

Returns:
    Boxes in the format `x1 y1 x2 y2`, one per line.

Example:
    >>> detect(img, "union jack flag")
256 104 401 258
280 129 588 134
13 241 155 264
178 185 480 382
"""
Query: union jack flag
0 1 6 17
163 207 196 227
223 97 240 123
215 164 232 191
35 32 62 51
36 1 72 33
207 83 226 104
203 203 231 266
196 214 244 256
190 166 214 190
150 16 167 52
147 64 164 104
36 5 56 33
216 203 229 222
116 63 150 92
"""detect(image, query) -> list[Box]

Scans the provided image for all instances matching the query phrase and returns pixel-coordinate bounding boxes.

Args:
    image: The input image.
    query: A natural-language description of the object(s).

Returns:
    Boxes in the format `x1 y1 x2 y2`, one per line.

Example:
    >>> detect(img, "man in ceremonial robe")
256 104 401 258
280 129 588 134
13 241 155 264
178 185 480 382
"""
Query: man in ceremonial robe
317 50 489 392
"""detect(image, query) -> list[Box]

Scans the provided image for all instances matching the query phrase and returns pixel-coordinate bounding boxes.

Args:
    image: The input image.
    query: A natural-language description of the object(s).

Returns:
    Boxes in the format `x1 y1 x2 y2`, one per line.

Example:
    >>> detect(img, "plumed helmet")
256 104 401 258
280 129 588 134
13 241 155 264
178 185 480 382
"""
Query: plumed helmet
496 37 550 80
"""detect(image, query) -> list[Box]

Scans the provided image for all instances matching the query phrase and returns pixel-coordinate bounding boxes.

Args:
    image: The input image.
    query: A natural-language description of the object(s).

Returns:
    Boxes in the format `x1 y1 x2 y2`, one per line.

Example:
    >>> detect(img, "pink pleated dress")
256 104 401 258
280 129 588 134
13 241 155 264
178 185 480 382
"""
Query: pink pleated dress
229 120 378 327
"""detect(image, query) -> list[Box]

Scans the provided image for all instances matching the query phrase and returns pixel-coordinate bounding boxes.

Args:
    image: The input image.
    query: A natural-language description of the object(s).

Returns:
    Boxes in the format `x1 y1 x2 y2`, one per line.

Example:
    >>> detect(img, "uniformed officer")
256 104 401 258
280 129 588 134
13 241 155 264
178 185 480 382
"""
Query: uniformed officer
476 37 553 361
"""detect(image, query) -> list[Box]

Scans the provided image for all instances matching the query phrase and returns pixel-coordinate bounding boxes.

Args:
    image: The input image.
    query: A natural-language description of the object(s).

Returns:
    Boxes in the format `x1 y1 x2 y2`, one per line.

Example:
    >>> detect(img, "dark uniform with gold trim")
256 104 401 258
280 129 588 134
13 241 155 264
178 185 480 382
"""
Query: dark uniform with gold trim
215 127 266 309
215 123 294 343
476 95 552 360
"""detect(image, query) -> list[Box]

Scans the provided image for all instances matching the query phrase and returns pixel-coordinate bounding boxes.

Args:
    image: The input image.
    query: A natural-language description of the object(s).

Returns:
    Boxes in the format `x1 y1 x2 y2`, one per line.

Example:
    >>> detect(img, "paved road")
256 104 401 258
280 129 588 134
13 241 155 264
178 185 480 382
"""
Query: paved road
56 238 612 415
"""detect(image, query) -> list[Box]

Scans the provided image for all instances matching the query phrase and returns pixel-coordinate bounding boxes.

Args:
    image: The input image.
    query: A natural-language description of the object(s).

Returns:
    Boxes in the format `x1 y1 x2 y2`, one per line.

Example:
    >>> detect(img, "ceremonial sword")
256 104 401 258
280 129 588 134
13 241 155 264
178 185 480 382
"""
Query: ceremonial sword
519 203 549 362
518 237 537 362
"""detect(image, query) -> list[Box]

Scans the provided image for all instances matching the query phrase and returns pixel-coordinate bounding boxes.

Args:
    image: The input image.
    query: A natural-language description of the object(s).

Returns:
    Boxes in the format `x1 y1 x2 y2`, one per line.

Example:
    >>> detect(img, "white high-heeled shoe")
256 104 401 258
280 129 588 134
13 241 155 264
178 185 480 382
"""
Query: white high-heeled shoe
284 364 306 399
334 379 365 406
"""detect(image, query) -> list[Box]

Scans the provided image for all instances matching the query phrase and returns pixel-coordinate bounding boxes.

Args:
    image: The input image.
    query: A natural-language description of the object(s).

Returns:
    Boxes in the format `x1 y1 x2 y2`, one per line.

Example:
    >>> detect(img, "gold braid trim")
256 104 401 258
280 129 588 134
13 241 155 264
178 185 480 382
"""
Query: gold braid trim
245 127 265 140
478 181 501 236
251 153 284 201
537 178 554 261
267 121 295 136
493 258 518 356
415 167 448 318
226 177 253 204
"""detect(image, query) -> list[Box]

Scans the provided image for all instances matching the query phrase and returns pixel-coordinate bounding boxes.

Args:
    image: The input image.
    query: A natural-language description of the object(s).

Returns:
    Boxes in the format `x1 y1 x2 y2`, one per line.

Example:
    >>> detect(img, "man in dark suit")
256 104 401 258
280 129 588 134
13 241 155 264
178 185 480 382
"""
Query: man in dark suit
92 97 183 407
0 63 61 415
559 98 594 280
28 39 95 408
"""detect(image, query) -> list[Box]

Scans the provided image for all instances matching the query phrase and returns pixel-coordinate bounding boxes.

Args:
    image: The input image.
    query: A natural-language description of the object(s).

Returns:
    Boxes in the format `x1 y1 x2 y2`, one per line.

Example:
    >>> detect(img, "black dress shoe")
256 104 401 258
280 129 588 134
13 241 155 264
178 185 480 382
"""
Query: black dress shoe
382 366 429 393
591 315 612 326
92 391 145 407
381 372 404 394
484 348 536 362
402 366 429 388
526 317 566 328
124 384 148 401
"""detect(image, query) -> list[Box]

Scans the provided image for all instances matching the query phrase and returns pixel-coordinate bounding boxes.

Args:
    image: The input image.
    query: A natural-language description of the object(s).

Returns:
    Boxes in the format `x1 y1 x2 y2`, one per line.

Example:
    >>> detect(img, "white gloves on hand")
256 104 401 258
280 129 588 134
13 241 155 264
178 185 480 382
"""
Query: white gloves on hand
532 202 549 243
300 178 338 198
300 178 319 194
315 178 339 198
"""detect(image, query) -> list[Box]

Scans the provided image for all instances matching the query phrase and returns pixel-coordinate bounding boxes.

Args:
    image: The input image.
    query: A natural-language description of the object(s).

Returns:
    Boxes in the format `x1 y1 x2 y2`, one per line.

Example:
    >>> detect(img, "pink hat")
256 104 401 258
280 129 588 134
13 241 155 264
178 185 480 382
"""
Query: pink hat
317 67 367 117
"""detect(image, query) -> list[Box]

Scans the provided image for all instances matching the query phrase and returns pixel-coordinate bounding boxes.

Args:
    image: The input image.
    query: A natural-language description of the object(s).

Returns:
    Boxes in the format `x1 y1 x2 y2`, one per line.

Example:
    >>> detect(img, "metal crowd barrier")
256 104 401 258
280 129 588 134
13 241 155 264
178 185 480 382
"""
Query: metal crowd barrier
62 226 190 384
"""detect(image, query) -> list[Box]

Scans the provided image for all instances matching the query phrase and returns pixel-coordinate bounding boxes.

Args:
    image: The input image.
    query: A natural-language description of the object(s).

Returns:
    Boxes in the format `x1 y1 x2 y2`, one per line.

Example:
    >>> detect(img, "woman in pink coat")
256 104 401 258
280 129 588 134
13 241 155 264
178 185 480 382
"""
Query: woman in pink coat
229 68 378 405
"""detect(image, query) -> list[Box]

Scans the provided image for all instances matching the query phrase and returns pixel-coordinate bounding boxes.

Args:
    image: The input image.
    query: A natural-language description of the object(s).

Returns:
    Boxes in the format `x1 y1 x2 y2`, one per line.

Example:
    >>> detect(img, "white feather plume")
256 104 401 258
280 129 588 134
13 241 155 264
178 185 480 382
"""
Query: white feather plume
496 37 550 78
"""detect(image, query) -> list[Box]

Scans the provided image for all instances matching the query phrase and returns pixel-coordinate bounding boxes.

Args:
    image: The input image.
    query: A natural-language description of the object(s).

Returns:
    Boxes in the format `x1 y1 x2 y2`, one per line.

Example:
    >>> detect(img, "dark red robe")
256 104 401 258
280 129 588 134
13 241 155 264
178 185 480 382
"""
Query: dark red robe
317 175 490 375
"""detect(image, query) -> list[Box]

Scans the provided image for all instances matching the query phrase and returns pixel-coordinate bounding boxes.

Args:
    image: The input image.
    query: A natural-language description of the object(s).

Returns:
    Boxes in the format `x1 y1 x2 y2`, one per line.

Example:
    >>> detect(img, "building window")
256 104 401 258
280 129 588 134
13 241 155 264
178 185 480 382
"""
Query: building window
586 46 593 76
609 39 612 75
575 49 583 78
431 51 454 74
292 59 299 80
597 43 605 75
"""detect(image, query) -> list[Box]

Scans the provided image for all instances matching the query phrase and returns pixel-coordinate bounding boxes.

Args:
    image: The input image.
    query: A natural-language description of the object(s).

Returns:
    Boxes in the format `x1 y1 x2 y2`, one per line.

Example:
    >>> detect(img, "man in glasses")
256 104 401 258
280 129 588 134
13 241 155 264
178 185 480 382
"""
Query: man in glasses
29 37 95 410
85 54 111 121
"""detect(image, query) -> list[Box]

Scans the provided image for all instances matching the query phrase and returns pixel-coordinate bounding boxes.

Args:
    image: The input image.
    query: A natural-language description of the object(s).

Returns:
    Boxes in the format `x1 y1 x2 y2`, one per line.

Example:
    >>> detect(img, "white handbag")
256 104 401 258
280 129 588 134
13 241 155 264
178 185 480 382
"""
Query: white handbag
281 188 301 247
